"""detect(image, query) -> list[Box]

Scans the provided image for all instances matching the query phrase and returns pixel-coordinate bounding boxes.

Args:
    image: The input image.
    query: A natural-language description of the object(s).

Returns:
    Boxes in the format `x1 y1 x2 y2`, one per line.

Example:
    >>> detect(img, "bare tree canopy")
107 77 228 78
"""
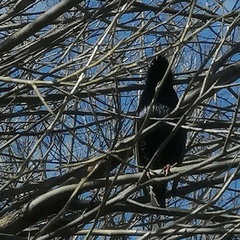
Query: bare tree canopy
0 0 239 239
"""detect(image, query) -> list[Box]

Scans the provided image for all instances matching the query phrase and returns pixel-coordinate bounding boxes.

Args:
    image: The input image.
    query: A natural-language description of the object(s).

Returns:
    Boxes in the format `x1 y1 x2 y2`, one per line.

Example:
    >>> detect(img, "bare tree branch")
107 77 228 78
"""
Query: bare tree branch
0 0 239 239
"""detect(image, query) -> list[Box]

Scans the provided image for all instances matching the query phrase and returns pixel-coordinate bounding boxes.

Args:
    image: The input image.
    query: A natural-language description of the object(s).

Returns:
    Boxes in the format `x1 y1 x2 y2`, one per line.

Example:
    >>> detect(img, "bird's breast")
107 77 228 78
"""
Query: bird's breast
138 104 171 119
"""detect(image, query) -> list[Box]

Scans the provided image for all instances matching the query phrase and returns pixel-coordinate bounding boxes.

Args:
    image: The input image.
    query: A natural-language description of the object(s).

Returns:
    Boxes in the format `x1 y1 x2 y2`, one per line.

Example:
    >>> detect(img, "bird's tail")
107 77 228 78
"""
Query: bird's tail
150 183 167 208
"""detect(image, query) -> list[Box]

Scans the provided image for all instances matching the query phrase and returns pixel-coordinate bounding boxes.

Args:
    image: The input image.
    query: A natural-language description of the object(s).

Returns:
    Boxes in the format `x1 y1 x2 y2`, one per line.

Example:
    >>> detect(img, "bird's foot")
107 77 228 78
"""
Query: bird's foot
147 165 171 178
146 168 158 179
162 164 171 176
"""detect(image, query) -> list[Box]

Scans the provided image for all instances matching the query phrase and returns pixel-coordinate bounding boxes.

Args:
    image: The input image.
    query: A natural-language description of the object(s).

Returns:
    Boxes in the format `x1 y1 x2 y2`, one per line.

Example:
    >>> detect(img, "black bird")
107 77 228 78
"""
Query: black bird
136 52 186 208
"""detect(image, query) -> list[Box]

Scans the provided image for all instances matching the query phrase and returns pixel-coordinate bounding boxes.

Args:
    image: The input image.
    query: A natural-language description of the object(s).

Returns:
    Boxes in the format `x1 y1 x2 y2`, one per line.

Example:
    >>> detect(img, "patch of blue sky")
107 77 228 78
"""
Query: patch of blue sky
72 99 112 152
216 0 240 12
214 178 240 211
23 0 46 15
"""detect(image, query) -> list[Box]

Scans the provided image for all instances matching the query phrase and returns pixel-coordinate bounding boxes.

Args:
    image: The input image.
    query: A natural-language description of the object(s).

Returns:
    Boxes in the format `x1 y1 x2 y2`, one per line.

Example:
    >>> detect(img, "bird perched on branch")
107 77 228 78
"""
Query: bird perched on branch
136 50 186 208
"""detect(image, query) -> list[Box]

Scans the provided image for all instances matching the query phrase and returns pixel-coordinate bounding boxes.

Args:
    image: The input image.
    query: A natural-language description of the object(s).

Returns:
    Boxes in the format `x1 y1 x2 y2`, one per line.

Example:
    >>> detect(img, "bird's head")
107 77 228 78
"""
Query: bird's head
146 54 173 87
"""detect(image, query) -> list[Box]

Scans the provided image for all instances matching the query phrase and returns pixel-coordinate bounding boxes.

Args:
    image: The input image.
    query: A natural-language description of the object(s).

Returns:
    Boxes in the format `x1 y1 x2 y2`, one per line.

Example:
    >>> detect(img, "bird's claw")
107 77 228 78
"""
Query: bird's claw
147 165 171 178
146 168 158 179
162 164 171 176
